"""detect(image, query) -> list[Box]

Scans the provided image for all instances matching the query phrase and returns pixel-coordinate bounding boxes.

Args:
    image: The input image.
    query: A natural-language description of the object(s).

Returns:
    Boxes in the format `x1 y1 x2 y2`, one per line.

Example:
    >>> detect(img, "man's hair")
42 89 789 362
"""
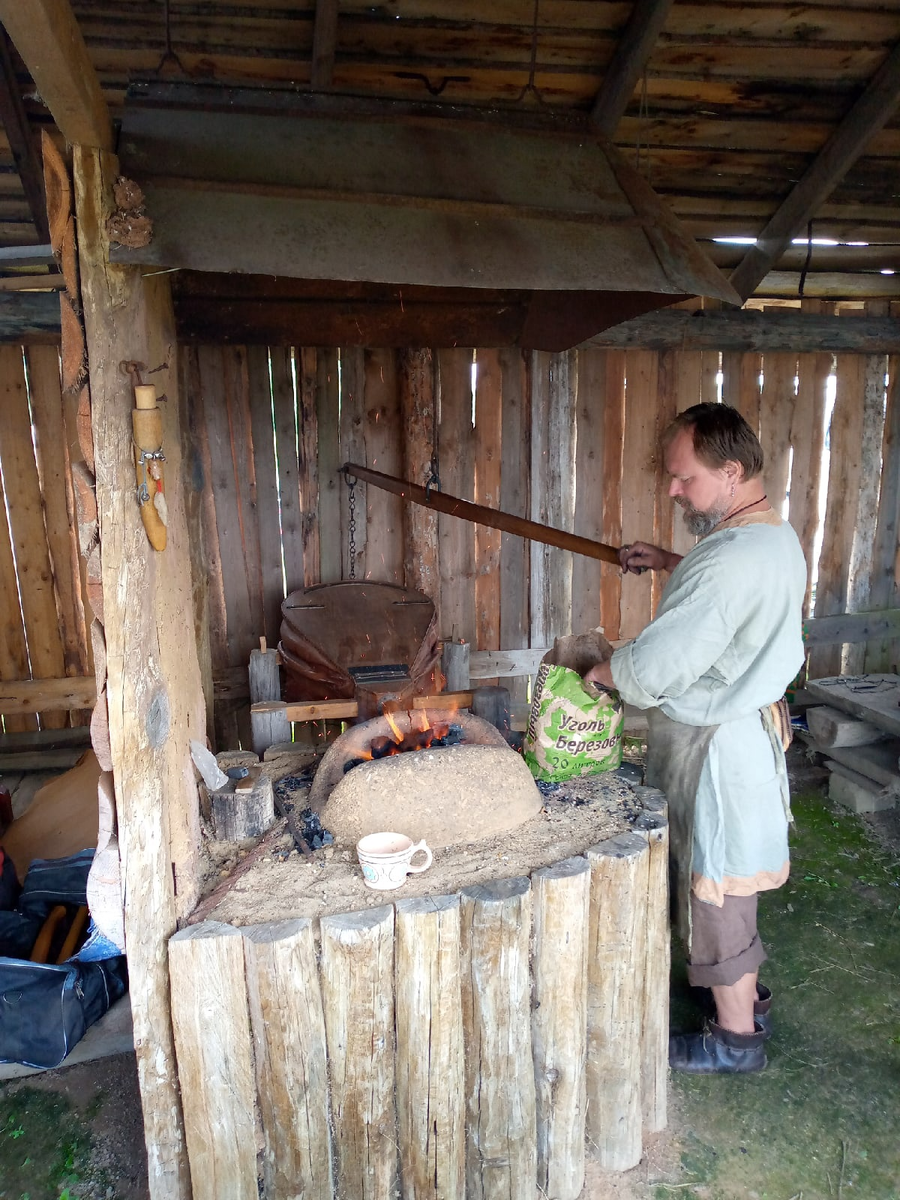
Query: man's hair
663 402 764 480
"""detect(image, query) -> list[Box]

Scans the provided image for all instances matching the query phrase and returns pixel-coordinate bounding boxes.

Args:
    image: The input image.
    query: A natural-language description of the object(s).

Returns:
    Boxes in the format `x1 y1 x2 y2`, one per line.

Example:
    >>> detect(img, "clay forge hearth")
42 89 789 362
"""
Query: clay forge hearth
310 709 542 849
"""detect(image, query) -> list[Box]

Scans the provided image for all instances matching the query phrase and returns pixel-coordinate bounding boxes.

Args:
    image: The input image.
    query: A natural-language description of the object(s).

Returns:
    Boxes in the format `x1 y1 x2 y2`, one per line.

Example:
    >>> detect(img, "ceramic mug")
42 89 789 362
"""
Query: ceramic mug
356 832 433 891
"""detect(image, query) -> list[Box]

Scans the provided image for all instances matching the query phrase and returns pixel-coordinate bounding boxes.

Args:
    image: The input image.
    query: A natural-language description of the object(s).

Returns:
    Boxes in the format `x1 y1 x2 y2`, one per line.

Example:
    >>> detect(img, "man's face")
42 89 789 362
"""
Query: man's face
665 428 733 536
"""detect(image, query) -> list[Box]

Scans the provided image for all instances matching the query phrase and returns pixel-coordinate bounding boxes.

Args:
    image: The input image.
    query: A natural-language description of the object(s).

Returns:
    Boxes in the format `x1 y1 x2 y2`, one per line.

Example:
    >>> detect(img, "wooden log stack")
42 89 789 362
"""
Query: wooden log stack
168 795 669 1199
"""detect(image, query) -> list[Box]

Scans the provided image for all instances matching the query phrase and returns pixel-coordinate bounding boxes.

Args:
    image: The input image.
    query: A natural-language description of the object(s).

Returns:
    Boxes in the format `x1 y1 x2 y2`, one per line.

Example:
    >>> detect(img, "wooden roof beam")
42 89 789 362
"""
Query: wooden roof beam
0 0 112 150
311 0 339 91
0 33 49 240
589 0 675 137
729 39 900 304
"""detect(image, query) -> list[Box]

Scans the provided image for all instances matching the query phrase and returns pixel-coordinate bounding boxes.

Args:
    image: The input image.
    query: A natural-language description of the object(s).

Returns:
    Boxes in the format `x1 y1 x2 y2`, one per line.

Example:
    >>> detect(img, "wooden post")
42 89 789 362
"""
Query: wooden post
532 857 591 1200
320 906 398 1200
394 894 466 1200
442 639 471 691
865 356 900 672
634 797 670 1134
169 922 257 1200
75 144 207 1198
472 685 511 737
243 919 334 1200
460 877 537 1200
585 832 650 1171
249 638 290 755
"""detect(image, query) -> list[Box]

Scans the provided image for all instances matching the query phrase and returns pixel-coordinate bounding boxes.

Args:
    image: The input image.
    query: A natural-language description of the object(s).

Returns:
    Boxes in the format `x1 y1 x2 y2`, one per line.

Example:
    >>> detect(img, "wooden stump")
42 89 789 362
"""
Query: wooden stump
243 919 334 1200
472 685 512 737
585 833 650 1171
394 894 466 1200
460 877 538 1200
320 906 398 1200
168 922 257 1200
209 770 275 840
532 856 591 1200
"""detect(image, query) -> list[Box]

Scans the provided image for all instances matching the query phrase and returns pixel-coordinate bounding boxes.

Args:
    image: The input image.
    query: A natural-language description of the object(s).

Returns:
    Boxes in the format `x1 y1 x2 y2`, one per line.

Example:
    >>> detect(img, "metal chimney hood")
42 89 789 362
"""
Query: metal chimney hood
114 85 740 351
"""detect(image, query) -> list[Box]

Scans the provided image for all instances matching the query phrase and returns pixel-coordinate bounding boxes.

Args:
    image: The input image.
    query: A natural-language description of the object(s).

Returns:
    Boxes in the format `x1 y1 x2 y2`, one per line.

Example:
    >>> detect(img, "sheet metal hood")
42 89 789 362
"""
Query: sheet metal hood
115 85 741 351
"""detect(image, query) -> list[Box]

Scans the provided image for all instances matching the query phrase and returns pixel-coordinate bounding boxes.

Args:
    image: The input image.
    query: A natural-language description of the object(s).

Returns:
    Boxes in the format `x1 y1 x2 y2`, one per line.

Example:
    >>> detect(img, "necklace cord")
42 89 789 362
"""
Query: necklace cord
724 493 768 523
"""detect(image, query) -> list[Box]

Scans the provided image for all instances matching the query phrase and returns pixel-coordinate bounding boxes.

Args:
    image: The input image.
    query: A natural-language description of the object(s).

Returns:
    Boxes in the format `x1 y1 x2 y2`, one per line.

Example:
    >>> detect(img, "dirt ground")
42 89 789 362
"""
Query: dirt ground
2 747 898 1200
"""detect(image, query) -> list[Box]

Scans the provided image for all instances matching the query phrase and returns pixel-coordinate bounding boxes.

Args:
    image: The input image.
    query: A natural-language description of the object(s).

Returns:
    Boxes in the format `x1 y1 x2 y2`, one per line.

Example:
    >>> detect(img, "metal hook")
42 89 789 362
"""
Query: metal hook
119 360 146 388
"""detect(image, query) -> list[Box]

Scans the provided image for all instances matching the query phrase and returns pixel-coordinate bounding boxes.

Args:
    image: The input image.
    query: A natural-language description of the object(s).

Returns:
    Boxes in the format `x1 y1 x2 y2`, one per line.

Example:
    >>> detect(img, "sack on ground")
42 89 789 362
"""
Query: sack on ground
524 630 624 781
0 850 128 1069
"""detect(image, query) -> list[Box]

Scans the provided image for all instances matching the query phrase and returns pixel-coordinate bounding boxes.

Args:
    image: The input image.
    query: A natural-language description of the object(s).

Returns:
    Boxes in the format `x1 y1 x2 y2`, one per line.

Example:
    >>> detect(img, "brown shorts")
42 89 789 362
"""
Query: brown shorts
688 892 768 987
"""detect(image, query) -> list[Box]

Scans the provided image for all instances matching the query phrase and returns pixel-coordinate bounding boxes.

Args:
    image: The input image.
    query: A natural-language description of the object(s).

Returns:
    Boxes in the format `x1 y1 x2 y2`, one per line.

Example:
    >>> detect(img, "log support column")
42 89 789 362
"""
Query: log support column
74 144 206 1199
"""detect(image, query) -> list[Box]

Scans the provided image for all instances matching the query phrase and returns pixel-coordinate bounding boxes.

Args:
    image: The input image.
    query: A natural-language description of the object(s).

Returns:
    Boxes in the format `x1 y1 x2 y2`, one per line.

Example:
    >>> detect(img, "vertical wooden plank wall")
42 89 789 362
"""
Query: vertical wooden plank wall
439 349 477 645
498 347 530 701
0 344 90 730
473 350 503 663
183 336 897 711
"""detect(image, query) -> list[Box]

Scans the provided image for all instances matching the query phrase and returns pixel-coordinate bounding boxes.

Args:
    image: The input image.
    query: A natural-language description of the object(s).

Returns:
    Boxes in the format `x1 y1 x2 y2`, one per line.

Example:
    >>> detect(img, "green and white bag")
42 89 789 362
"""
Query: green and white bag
523 633 624 782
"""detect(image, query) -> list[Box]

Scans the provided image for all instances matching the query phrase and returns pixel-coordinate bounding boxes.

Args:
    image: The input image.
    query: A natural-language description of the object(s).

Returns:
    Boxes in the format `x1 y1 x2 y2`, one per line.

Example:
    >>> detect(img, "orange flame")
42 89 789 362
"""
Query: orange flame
384 709 404 744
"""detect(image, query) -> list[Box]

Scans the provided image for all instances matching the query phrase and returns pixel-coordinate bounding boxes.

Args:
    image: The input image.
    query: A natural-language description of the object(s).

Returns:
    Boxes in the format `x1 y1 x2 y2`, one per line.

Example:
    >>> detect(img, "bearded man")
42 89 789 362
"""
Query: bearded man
584 402 806 1074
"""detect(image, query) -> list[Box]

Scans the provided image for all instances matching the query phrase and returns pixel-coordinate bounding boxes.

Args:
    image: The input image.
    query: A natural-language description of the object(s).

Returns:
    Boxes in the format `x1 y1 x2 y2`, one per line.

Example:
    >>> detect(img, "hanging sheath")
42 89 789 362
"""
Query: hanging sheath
133 384 167 551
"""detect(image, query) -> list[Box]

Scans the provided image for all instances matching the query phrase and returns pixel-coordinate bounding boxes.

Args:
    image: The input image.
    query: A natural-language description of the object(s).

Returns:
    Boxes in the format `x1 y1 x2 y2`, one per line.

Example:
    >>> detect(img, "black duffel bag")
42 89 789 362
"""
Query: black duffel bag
0 849 128 1069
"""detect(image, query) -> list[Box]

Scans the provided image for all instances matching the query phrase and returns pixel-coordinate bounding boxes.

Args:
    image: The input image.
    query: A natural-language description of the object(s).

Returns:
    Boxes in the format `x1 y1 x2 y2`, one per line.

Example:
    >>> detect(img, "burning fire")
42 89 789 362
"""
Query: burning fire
353 706 455 763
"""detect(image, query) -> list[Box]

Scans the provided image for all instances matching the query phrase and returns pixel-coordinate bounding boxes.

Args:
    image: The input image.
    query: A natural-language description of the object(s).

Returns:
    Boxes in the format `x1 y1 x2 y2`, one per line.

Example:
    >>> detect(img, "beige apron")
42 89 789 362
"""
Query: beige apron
645 708 717 951
645 702 792 951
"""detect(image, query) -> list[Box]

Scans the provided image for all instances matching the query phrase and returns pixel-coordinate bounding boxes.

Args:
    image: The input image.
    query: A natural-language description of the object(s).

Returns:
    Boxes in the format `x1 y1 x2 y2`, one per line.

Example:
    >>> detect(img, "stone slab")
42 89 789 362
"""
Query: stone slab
805 675 900 738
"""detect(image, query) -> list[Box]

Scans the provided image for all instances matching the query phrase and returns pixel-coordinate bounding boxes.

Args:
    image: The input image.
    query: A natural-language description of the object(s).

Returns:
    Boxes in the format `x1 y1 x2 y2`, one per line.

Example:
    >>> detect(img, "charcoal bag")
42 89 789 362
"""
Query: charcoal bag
523 630 624 782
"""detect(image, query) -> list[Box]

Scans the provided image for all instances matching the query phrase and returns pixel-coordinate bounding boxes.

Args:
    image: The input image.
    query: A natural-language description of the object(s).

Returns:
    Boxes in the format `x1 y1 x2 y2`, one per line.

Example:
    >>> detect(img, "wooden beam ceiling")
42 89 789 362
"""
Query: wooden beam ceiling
583 307 900 353
0 0 112 150
589 0 675 137
730 39 900 303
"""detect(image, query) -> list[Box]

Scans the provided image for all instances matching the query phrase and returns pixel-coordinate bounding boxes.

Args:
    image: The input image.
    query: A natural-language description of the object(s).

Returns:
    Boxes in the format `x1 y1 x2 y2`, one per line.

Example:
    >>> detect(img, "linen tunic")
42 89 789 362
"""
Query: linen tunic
611 511 806 903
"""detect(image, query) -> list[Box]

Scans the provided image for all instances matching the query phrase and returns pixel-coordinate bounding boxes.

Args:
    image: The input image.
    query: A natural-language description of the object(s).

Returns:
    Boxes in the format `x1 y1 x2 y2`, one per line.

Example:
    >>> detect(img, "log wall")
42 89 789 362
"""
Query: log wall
179 323 900 735
169 805 669 1199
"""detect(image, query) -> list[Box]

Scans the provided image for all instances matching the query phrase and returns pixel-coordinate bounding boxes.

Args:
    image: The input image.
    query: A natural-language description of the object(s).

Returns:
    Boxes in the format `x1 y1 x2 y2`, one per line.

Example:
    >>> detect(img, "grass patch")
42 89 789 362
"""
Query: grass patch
0 1086 95 1199
665 790 900 1200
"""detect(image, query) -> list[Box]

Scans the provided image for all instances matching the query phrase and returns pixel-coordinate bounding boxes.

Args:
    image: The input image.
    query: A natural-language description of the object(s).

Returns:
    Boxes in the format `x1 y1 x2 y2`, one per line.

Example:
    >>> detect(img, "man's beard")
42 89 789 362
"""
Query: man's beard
677 498 731 537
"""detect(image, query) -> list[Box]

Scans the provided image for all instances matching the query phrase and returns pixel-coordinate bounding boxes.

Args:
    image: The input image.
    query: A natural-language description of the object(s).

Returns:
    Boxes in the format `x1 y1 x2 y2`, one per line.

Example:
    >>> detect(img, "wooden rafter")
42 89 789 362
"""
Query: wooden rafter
311 0 339 91
0 0 112 150
730 38 900 303
583 307 900 353
589 0 675 137
0 33 49 241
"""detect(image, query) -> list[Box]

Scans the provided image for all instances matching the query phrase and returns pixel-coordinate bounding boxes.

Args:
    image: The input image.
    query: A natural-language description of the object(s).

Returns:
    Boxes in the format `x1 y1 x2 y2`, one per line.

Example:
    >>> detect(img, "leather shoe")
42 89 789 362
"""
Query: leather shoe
669 1019 767 1074
691 982 773 1039
754 983 772 1037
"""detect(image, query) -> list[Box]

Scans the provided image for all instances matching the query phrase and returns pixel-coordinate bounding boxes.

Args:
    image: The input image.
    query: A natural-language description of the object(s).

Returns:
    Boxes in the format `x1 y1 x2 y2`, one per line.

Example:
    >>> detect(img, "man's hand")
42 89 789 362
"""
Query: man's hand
583 660 615 692
618 541 682 575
